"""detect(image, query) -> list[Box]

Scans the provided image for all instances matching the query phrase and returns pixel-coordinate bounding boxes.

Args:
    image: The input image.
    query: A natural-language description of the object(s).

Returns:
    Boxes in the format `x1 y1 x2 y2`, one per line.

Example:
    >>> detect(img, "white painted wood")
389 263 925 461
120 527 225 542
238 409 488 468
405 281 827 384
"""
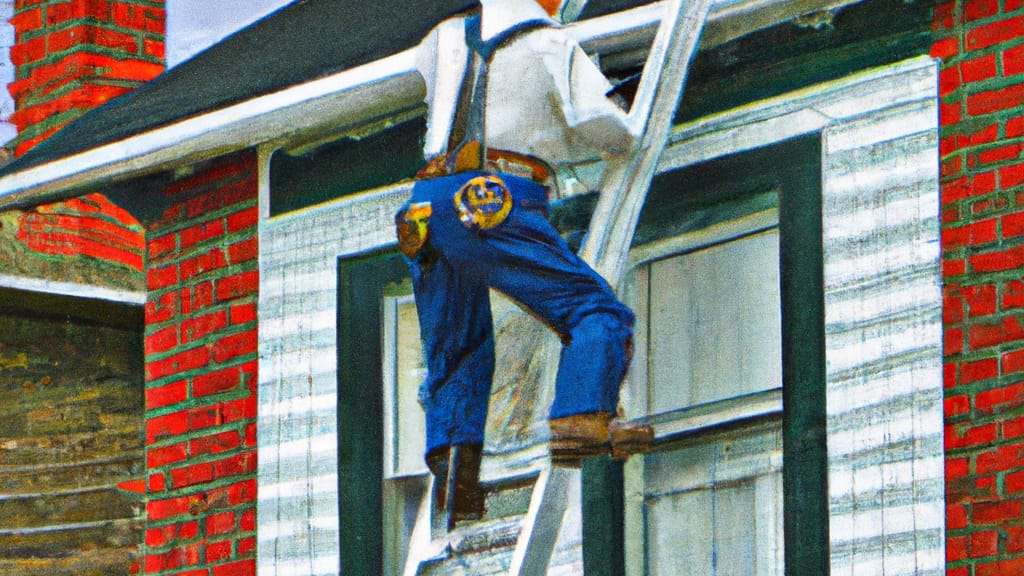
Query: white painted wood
663 56 936 171
383 295 428 478
646 230 781 413
628 207 778 267
642 423 783 576
509 466 576 576
623 456 646 576
819 64 942 576
257 143 275 221
0 272 145 304
648 389 783 441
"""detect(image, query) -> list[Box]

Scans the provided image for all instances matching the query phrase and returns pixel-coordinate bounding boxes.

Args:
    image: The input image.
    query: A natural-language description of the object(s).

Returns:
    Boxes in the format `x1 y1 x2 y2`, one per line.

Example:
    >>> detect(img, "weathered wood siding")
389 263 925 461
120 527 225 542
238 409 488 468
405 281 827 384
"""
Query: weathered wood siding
258 187 408 575
821 68 943 575
0 307 145 576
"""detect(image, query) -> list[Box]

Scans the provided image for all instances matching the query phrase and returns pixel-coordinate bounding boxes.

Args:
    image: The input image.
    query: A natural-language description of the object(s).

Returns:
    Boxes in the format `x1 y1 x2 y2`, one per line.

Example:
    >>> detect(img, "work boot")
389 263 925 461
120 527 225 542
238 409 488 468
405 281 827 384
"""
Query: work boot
446 443 486 529
609 420 655 460
425 446 449 511
548 412 613 467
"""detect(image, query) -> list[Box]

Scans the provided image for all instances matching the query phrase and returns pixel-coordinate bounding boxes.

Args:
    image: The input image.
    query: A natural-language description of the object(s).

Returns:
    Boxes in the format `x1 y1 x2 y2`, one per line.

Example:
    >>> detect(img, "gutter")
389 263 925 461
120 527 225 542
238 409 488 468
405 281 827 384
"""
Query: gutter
0 0 862 210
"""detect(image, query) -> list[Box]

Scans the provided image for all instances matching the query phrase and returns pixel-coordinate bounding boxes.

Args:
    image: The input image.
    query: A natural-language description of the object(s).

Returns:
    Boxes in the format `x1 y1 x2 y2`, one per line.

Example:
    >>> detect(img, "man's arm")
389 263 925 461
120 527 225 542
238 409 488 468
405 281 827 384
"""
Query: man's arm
551 40 636 158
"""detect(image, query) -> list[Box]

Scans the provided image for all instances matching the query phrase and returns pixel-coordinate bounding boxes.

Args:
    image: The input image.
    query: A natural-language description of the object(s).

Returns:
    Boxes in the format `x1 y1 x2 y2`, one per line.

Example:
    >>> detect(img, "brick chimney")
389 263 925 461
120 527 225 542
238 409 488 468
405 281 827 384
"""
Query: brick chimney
7 0 165 156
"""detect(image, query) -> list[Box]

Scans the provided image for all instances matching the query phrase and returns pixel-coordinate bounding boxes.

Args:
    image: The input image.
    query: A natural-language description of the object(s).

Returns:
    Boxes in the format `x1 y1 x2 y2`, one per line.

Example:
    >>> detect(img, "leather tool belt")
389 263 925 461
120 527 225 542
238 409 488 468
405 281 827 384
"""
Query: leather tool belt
416 142 552 186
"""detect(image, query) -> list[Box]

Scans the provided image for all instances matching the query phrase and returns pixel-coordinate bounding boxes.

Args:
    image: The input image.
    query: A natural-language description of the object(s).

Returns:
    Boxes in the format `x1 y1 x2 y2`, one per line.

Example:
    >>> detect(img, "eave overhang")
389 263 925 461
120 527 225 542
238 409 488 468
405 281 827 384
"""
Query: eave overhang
0 0 862 210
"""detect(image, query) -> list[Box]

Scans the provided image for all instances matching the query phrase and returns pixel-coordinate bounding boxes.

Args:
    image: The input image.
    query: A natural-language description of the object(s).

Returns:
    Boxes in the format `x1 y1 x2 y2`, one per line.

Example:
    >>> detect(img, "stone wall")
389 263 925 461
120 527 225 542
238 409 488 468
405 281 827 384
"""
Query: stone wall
0 303 145 575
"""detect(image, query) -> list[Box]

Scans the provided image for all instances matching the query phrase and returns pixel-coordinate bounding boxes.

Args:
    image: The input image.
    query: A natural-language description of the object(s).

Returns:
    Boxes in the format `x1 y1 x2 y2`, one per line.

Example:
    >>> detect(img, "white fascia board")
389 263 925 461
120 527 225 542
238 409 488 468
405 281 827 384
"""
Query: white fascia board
0 273 146 304
0 0 864 209
0 50 424 209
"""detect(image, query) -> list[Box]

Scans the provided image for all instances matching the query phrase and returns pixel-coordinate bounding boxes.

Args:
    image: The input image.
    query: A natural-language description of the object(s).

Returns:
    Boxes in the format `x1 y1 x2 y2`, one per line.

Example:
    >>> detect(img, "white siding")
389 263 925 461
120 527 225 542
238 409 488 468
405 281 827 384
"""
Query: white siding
257 186 408 576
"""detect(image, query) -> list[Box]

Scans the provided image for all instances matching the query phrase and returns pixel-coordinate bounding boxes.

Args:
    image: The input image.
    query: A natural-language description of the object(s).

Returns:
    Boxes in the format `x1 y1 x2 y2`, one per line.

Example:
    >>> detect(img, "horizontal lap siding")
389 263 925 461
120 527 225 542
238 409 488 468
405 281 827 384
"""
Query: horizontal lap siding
822 70 944 575
258 186 407 575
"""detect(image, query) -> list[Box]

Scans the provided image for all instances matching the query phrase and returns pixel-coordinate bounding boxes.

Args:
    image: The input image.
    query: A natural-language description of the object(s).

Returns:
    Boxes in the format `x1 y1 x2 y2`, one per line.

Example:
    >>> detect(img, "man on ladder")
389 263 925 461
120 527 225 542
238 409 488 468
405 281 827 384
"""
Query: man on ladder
395 0 654 529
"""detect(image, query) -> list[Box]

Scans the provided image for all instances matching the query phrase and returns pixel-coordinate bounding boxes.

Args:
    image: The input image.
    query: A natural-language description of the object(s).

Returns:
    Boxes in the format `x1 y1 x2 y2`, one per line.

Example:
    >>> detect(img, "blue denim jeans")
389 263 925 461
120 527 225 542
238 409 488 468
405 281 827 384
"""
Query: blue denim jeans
397 171 634 455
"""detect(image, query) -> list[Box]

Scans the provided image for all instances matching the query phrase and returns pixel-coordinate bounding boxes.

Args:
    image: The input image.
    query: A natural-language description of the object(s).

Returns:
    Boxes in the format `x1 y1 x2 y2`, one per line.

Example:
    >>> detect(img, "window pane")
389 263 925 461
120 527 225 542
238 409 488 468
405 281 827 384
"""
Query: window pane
643 424 783 576
646 230 781 414
386 297 427 477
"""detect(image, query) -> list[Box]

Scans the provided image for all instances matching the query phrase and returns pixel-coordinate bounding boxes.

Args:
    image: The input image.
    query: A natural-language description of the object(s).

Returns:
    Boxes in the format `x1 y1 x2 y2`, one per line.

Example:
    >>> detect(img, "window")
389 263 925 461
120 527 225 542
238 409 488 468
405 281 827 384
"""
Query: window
614 135 826 576
623 217 784 576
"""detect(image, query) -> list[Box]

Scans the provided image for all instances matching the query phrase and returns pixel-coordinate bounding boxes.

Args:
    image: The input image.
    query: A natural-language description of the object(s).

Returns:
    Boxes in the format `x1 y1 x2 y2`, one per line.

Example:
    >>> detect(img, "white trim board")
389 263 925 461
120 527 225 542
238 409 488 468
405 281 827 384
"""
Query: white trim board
0 272 145 304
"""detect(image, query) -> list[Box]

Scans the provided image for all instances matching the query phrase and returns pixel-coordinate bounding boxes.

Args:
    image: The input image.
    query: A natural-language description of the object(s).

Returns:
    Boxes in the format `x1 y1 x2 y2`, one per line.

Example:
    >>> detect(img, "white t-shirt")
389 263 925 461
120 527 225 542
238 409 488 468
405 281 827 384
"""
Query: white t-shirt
416 15 633 169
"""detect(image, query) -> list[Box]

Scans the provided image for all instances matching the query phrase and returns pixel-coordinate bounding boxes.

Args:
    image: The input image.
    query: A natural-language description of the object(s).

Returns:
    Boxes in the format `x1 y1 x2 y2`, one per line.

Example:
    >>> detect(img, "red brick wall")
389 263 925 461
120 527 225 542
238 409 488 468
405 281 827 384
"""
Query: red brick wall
9 0 165 156
6 0 166 287
936 1 1024 574
141 151 259 576
16 192 145 270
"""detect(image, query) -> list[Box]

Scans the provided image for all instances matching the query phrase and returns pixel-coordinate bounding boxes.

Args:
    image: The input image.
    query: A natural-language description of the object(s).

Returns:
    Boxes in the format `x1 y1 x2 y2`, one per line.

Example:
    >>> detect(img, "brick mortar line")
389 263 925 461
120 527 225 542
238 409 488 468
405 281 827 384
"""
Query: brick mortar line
147 237 257 264
942 235 1024 254
149 228 259 264
145 263 258 297
143 364 258 395
942 137 1024 159
147 199 258 237
146 263 259 292
144 380 255 415
12 0 167 12
9 246 144 271
143 529 257 554
946 344 1023 363
25 202 145 231
143 304 257 337
144 520 256 537
145 388 256 423
17 17 166 43
8 107 80 137
944 393 1024 423
943 265 1024 283
143 323 257 349
149 449 256 471
19 45 163 79
148 449 257 478
145 422 254 453
143 356 258 393
143 304 257 338
939 41 1024 69
15 77 112 108
958 77 1024 99
144 477 256 503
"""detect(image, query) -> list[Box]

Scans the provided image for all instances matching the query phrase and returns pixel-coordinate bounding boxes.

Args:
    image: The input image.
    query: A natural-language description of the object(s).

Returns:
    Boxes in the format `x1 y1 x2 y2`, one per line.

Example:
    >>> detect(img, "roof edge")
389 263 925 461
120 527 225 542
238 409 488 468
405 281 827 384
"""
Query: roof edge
0 0 865 209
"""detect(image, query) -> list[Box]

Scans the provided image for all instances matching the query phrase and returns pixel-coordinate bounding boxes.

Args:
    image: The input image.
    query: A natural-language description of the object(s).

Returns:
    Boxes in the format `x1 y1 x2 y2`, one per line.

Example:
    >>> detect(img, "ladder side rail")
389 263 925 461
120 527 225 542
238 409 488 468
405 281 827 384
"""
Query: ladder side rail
510 1 712 575
579 0 712 286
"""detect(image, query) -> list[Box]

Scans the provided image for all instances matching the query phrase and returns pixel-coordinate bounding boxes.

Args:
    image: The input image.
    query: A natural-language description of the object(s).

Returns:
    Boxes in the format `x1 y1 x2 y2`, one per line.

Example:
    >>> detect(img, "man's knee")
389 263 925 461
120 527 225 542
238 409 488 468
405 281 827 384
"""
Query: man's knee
569 311 633 349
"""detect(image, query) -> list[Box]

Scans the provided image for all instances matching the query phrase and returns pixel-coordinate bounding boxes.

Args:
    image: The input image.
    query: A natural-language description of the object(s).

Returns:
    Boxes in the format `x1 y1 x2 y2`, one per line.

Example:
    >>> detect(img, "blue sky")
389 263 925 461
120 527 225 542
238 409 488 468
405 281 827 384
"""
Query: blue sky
167 0 294 67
